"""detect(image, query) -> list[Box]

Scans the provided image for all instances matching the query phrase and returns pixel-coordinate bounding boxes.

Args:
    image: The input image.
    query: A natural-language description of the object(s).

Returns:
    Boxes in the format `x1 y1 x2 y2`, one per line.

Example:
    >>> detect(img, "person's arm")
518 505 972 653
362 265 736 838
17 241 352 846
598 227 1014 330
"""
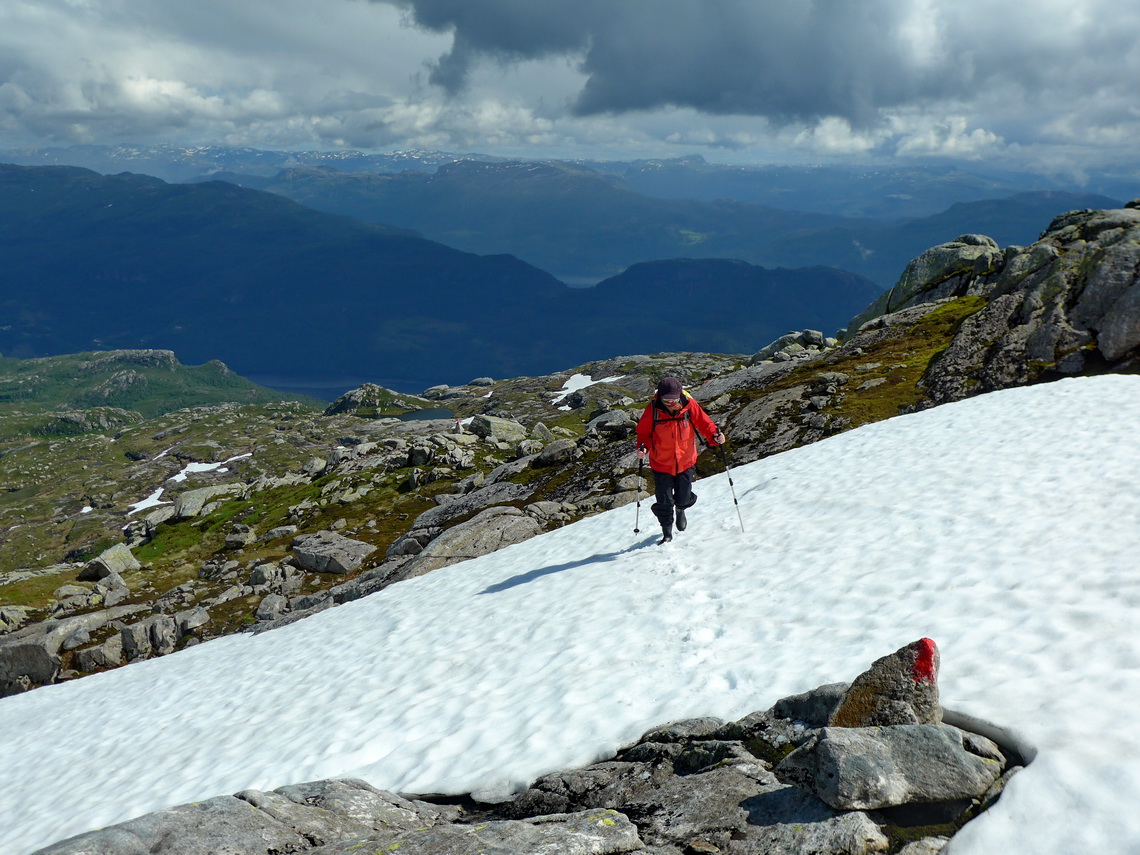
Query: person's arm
635 405 653 458
691 401 725 445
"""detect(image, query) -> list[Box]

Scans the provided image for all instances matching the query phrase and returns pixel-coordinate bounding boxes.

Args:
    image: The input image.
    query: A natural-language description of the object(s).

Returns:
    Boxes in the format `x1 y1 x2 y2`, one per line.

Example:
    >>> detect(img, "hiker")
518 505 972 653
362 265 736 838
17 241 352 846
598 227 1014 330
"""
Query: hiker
635 377 725 542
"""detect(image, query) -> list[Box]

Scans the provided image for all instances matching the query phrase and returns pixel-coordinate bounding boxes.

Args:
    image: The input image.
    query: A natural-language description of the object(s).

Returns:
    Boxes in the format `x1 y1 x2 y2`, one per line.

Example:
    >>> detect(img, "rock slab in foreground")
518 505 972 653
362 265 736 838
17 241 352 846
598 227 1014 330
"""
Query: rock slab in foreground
777 724 1004 810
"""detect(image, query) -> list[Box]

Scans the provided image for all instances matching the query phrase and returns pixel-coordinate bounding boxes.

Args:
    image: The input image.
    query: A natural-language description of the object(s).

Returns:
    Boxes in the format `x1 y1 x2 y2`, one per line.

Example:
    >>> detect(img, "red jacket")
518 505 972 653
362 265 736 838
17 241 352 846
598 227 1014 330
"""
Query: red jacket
636 394 719 475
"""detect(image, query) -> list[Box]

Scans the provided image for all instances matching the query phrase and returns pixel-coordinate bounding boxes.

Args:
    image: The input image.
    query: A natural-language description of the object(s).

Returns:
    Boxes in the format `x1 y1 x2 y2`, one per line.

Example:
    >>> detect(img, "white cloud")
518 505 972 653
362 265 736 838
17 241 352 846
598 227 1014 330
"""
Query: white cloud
1 0 1139 174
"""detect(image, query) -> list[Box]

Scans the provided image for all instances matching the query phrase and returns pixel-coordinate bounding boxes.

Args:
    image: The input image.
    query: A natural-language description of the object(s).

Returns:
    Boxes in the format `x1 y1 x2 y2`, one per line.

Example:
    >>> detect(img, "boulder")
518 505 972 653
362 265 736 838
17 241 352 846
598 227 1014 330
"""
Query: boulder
586 410 634 435
77 543 140 581
468 414 528 444
72 634 124 672
829 637 941 727
777 724 1004 811
93 572 131 607
256 593 288 622
291 531 378 575
0 606 29 634
0 638 60 694
172 484 244 520
395 507 542 580
262 525 299 541
224 524 256 550
532 438 579 467
410 482 534 530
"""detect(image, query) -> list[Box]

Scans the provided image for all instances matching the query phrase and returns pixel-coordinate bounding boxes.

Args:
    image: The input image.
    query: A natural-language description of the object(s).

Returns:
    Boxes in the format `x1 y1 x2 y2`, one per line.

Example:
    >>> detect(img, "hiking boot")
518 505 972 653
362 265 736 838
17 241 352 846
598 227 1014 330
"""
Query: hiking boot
659 524 673 545
676 509 687 531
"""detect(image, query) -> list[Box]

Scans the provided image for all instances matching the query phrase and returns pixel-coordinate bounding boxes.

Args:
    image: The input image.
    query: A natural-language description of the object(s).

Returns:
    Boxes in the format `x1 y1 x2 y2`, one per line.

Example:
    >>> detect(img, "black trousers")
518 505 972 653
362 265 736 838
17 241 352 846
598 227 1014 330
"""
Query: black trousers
651 467 697 528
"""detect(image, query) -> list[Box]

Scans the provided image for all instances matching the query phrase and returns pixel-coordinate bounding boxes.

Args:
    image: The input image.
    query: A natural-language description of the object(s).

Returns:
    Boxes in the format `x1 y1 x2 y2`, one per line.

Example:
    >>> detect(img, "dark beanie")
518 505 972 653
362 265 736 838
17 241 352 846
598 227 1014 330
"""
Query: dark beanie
657 377 683 398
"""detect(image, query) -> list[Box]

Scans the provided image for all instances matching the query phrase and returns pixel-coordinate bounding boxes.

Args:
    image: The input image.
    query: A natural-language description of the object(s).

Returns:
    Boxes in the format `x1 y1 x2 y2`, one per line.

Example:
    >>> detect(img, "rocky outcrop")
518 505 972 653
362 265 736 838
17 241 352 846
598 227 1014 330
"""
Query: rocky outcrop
290 531 378 575
0 604 150 696
34 640 1022 855
849 206 1140 400
392 507 543 581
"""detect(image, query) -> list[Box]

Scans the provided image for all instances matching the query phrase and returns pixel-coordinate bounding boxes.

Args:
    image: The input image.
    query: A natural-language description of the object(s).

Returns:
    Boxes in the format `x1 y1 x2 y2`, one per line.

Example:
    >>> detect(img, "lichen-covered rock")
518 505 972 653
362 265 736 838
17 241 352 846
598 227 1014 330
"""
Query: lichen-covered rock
829 637 941 727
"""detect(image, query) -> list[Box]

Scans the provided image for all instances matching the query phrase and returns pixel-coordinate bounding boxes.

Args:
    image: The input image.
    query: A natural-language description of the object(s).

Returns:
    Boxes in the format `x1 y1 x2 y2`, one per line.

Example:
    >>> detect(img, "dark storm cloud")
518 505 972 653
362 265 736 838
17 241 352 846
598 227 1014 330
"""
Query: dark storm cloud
381 0 1140 127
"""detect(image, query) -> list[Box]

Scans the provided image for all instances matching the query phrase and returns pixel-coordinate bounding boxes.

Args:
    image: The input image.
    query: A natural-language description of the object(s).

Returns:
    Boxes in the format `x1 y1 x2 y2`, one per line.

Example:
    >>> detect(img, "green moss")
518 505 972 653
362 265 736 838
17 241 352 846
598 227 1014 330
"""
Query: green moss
743 737 796 765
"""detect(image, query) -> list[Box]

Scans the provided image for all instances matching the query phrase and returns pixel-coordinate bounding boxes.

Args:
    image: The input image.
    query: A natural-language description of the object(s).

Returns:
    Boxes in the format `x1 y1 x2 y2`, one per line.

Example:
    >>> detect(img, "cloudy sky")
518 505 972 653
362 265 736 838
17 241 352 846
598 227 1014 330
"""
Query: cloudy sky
2 0 1138 175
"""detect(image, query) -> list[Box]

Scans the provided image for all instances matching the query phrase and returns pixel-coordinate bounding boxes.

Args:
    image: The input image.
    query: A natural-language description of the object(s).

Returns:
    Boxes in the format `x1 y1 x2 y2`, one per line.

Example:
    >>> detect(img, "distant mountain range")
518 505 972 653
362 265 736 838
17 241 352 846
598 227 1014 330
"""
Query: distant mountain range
3 145 1129 286
206 161 1120 286
0 164 879 393
0 144 508 183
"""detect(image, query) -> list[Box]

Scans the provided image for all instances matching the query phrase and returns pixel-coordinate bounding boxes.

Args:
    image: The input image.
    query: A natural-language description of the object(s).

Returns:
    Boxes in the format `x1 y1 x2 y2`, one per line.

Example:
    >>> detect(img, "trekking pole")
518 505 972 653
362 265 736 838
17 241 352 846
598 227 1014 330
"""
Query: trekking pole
718 443 745 533
633 457 644 534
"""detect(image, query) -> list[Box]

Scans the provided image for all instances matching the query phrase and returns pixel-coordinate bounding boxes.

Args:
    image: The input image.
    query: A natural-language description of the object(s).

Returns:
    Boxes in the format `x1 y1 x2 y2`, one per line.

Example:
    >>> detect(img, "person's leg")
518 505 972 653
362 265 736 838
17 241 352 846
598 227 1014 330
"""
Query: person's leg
650 470 676 537
674 468 696 530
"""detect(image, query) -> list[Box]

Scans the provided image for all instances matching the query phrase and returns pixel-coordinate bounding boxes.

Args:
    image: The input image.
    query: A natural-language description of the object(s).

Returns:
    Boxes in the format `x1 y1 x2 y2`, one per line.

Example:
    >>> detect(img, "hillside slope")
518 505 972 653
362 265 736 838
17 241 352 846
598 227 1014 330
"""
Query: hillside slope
0 164 880 389
2 374 1138 854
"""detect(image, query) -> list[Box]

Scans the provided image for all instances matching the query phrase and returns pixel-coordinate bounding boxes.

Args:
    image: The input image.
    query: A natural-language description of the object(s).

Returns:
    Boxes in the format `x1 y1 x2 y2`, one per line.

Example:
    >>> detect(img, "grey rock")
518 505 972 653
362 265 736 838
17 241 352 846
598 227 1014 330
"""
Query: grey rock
394 507 542 580
255 593 288 621
533 438 579 467
77 543 140 581
829 638 941 727
73 634 124 672
60 626 92 651
32 794 306 855
224 523 256 550
897 838 949 855
172 484 244 519
530 422 556 441
0 606 30 634
291 531 378 575
262 525 299 541
738 785 890 854
772 681 851 727
587 409 634 435
777 724 1004 811
313 809 643 855
1 605 146 692
94 572 131 607
516 438 545 457
411 481 534 530
237 778 436 846
0 638 61 692
144 505 176 529
507 761 669 819
175 607 210 636
468 414 528 444
640 717 726 743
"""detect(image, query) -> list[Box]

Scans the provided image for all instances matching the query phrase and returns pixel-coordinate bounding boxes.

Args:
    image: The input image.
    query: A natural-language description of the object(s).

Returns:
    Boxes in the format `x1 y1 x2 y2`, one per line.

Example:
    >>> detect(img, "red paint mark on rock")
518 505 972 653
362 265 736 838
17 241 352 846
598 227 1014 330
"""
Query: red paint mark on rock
911 637 939 684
